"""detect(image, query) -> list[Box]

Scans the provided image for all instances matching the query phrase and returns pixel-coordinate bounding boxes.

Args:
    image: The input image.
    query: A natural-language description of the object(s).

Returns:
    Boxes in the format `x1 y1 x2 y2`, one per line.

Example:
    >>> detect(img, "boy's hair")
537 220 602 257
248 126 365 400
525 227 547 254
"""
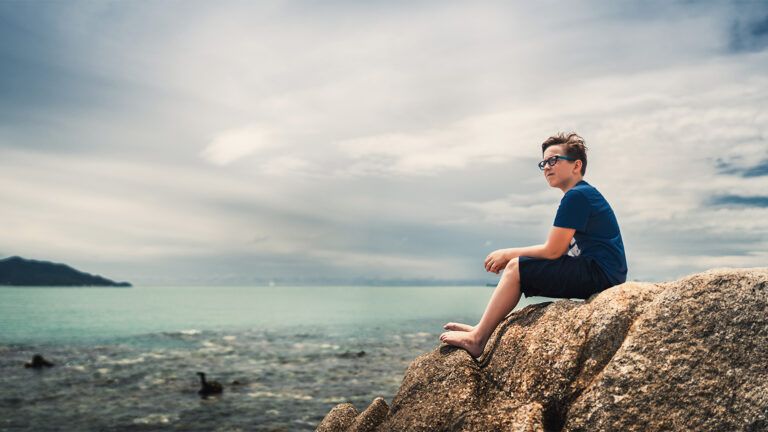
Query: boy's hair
541 132 588 176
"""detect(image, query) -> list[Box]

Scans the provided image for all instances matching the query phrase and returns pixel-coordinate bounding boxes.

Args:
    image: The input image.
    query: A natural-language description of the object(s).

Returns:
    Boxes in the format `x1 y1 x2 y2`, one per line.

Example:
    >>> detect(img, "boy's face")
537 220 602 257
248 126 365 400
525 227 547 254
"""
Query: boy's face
542 144 581 189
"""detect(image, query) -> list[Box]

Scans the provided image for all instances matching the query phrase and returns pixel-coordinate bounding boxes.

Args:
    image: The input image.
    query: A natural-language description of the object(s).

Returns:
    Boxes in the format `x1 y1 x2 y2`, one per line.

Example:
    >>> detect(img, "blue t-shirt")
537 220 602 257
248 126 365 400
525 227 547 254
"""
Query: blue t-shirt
553 179 628 286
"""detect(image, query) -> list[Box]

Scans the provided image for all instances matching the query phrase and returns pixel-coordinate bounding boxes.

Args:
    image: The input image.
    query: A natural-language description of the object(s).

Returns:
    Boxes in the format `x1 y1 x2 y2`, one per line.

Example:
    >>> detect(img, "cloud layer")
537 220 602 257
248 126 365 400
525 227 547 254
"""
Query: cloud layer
1 1 766 284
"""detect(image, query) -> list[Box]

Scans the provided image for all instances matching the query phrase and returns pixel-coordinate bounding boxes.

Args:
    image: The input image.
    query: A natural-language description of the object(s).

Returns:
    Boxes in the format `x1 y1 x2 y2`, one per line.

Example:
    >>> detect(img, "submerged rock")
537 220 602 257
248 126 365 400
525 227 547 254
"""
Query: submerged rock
338 350 367 359
318 268 768 431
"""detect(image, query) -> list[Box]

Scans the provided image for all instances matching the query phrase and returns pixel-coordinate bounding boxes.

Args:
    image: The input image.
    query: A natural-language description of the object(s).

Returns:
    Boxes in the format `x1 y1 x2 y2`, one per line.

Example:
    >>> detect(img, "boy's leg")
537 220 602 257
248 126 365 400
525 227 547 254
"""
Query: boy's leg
439 258 522 358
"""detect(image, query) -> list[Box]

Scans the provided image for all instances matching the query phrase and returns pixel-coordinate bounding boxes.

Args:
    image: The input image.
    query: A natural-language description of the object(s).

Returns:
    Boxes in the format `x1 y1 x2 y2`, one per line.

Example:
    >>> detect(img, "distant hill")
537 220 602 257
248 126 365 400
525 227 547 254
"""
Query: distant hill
0 256 132 287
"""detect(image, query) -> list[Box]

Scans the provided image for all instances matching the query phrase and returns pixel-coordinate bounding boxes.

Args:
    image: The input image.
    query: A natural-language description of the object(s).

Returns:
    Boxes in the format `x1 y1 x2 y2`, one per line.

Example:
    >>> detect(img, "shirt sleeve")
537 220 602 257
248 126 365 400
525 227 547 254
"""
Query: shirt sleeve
553 190 590 231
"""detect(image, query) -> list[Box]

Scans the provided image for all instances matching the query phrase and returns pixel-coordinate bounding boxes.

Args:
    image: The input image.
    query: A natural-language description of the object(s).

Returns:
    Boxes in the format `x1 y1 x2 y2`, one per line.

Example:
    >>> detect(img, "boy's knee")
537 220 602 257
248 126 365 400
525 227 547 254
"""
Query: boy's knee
504 258 520 279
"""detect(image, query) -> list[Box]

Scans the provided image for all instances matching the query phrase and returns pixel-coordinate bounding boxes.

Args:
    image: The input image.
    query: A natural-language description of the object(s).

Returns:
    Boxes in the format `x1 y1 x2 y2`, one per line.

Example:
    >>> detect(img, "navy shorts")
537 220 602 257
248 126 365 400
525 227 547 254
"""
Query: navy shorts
518 255 613 300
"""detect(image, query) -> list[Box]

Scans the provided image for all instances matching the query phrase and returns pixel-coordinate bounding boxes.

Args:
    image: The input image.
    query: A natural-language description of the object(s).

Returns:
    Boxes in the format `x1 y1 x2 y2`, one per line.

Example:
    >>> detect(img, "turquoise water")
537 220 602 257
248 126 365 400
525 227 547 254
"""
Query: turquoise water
0 286 548 431
0 285 542 344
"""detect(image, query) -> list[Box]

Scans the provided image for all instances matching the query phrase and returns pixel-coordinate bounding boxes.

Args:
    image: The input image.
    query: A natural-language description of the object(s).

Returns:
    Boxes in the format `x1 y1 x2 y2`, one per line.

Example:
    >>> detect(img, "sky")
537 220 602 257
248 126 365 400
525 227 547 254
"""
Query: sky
1 0 766 286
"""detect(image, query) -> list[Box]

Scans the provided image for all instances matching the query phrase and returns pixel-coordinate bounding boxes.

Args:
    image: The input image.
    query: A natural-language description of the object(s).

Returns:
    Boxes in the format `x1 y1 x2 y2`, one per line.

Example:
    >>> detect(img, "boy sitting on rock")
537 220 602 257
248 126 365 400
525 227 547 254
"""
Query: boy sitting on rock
440 132 628 358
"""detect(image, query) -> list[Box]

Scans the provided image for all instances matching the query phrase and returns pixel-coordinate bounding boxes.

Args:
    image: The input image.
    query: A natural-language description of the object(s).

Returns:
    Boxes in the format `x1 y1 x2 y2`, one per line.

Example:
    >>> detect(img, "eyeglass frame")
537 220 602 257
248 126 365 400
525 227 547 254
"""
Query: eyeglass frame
538 155 577 170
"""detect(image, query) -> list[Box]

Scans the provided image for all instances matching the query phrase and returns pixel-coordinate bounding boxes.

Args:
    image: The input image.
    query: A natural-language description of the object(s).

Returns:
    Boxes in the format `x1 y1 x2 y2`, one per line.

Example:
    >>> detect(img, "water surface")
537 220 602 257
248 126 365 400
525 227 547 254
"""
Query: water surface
0 285 549 431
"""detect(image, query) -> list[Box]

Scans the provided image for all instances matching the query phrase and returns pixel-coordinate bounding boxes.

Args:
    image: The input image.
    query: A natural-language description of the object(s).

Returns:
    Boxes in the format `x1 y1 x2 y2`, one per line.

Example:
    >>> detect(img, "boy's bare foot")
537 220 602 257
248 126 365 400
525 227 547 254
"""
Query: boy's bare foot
439 330 487 359
442 322 474 332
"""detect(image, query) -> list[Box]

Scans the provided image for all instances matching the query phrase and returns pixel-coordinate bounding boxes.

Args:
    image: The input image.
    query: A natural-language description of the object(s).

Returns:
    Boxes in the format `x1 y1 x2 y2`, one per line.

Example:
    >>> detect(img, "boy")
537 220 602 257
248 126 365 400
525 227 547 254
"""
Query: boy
440 132 628 358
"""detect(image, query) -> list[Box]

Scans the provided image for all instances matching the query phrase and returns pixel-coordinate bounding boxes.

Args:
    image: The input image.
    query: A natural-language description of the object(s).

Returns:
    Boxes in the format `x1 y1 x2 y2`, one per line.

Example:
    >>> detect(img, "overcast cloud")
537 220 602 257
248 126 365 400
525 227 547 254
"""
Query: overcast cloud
1 0 766 285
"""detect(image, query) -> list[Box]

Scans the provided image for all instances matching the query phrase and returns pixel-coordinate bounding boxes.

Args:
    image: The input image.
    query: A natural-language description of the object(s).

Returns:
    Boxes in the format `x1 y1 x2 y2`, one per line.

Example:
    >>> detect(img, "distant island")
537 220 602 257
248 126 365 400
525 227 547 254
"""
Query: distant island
0 256 131 287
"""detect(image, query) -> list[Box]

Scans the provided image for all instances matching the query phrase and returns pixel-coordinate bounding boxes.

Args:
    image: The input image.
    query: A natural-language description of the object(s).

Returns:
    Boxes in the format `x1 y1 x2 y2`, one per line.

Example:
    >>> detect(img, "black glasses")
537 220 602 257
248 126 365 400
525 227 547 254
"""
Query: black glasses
538 155 576 170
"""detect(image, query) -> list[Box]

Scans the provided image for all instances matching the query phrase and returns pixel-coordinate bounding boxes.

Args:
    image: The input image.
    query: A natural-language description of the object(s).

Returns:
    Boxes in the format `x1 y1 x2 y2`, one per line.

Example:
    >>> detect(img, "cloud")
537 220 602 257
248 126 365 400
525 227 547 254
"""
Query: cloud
716 156 768 177
259 155 313 176
709 195 768 208
2 1 767 284
201 124 277 166
743 161 768 177
729 12 768 53
334 109 547 177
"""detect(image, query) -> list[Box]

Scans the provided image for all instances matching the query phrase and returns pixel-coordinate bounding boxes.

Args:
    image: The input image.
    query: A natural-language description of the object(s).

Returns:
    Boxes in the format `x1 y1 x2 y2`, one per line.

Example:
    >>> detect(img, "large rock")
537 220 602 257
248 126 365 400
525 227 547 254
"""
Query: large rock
317 268 768 431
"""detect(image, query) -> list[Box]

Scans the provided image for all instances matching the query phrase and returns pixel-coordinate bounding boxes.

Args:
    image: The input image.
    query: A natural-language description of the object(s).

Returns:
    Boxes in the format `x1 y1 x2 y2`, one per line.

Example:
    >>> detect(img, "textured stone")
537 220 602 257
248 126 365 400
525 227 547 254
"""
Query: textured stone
316 403 358 432
348 397 389 432
564 269 768 431
317 268 768 432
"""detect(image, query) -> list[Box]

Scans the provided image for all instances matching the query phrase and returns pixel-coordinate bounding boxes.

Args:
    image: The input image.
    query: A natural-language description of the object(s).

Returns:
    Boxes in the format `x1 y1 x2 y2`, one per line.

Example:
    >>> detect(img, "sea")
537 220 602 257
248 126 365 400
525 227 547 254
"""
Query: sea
0 285 549 431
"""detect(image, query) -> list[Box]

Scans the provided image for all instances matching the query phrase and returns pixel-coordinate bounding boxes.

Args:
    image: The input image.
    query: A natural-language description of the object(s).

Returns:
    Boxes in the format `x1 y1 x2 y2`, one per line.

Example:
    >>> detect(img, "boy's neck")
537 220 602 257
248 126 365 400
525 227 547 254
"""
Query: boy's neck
560 176 584 193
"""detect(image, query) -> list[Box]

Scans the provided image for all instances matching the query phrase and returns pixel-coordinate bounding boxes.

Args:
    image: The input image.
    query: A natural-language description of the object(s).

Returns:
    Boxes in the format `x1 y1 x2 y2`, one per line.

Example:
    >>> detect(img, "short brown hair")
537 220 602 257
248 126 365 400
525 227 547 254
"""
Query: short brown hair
541 132 587 176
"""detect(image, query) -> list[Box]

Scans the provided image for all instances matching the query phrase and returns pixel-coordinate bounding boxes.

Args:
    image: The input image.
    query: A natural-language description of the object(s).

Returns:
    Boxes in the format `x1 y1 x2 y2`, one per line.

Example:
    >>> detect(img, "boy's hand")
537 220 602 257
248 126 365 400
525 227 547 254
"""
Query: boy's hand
485 249 512 274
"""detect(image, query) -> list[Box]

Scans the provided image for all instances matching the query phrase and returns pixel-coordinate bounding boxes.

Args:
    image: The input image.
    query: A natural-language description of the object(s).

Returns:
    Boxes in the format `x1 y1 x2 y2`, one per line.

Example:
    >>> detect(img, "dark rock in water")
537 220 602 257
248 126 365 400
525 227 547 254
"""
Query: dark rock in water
231 380 242 386
196 372 223 397
0 255 131 287
318 268 768 431
24 354 54 369
338 350 366 359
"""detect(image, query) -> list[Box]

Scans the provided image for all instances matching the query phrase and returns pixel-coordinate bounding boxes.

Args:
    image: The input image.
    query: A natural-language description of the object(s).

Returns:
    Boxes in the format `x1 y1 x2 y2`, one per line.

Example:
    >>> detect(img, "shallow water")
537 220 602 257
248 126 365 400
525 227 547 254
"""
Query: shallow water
0 286 548 431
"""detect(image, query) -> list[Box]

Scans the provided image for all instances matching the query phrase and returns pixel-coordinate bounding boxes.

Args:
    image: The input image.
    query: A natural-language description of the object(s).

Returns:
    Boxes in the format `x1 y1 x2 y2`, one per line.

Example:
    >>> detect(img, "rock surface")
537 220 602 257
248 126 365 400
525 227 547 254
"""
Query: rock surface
317 268 768 431
317 404 359 432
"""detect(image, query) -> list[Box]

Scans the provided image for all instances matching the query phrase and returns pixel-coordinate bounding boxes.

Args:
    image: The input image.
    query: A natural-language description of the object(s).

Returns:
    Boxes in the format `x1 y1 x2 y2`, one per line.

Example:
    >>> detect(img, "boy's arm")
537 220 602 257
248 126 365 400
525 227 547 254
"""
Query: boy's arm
511 226 575 259
485 227 576 273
